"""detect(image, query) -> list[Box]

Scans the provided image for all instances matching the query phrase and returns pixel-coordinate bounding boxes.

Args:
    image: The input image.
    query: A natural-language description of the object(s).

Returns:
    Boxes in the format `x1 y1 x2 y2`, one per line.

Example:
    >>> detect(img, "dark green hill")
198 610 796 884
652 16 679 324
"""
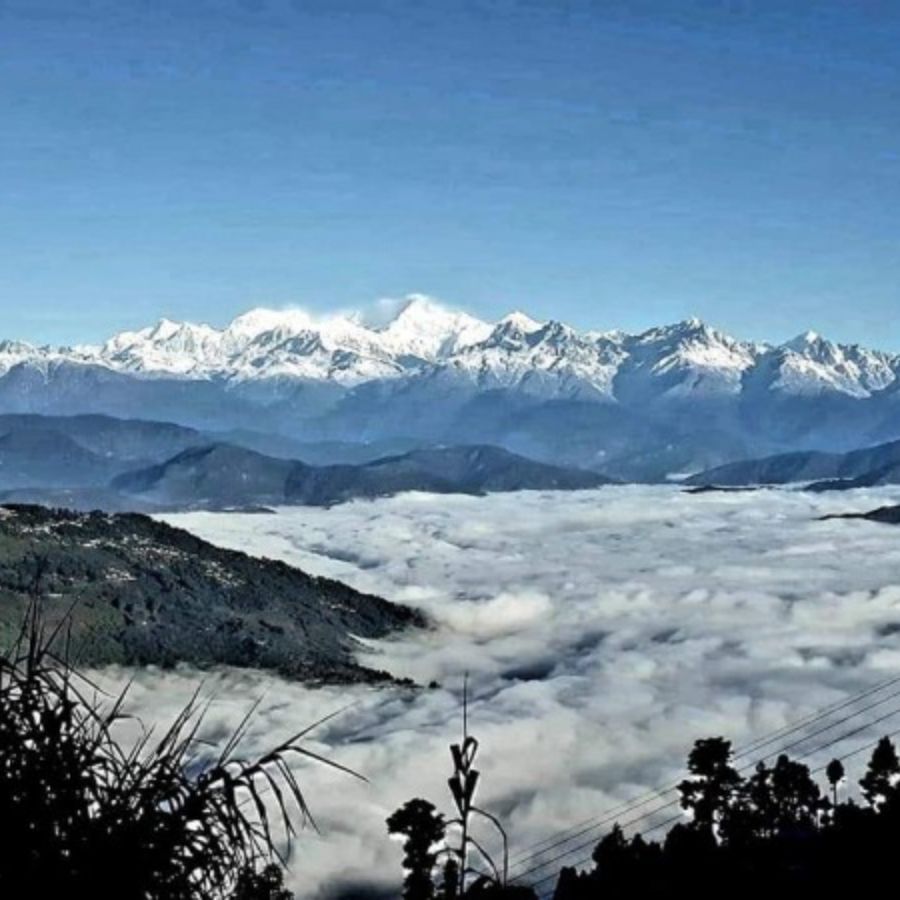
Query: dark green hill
0 505 423 683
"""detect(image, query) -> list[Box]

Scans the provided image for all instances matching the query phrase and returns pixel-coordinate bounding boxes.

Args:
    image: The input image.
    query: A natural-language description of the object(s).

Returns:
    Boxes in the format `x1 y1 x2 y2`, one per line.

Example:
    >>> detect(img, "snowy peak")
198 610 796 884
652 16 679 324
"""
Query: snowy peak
784 330 823 351
625 319 758 391
1 300 898 401
497 310 544 333
226 307 318 339
374 295 492 359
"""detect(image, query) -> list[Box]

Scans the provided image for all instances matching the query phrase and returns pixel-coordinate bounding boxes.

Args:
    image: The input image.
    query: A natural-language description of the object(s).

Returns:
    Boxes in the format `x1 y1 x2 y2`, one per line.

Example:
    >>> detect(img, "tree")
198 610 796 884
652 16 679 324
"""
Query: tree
860 737 900 809
678 738 743 832
766 754 822 831
231 865 293 900
826 759 845 809
387 799 447 900
440 857 460 900
591 824 631 884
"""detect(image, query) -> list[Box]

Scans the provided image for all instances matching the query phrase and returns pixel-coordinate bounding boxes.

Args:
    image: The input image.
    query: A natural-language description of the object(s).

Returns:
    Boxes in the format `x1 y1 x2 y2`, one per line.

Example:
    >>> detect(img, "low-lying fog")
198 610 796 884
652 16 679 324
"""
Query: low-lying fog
94 486 900 897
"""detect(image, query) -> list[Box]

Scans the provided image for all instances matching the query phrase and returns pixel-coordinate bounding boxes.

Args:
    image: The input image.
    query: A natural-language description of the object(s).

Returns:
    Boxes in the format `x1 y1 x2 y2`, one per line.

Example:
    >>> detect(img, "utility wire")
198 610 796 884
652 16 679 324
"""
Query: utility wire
511 689 900 885
508 672 900 869
520 711 900 896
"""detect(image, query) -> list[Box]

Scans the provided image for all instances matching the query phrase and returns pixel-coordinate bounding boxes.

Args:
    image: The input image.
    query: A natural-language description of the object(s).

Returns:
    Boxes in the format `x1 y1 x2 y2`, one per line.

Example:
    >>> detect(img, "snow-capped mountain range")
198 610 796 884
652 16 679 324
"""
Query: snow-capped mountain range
1 295 898 480
2 294 896 399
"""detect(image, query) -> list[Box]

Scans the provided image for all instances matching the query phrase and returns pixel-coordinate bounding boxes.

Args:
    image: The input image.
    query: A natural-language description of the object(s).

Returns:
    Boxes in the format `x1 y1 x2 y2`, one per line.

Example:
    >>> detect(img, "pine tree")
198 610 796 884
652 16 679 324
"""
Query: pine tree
826 759 845 809
678 738 744 832
768 754 822 830
387 799 447 900
591 824 629 873
860 737 900 809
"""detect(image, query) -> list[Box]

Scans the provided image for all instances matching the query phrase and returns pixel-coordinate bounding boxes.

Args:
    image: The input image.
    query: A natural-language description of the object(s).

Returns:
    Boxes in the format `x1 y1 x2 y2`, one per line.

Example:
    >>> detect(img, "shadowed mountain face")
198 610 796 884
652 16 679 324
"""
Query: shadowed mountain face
686 439 900 489
0 505 423 683
113 443 612 509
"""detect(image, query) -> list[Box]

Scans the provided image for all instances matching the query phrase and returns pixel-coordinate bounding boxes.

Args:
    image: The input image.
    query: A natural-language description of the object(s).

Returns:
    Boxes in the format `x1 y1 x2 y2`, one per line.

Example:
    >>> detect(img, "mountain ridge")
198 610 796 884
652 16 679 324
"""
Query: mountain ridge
112 442 612 509
5 296 898 400
686 438 900 489
5 297 900 480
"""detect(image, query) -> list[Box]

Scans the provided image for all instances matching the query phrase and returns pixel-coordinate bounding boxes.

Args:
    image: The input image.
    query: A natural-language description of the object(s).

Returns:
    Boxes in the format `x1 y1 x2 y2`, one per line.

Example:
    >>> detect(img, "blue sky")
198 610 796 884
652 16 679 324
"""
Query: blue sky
1 0 899 347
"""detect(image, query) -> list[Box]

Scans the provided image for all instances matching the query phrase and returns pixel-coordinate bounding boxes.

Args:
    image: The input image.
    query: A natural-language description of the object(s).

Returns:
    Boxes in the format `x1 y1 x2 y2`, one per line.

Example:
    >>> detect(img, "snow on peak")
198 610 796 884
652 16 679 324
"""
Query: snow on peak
2 297 898 400
380 294 446 325
497 311 543 333
148 318 183 341
375 295 492 358
783 330 824 352
226 307 318 339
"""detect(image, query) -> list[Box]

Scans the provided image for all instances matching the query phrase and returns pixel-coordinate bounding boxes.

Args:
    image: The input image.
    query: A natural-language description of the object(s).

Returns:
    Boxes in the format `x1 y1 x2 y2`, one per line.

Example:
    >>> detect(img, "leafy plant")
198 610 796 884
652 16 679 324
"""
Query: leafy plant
387 678 525 899
0 605 360 899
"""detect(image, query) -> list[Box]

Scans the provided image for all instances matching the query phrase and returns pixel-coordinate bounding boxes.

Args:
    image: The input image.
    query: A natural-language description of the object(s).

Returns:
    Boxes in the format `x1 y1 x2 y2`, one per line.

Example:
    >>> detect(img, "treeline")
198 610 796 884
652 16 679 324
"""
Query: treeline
388 733 900 900
552 736 900 899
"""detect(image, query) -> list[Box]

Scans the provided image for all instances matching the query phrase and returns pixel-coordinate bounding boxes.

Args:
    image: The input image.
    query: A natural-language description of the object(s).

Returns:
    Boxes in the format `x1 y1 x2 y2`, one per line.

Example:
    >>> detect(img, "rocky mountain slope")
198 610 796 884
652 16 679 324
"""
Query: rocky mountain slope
4 297 900 479
0 505 423 682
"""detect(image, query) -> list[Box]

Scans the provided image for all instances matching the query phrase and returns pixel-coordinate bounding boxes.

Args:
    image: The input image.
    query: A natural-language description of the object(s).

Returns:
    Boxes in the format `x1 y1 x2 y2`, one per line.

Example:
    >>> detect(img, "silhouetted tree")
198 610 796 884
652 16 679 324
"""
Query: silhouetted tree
826 759 845 809
232 864 293 900
860 737 900 809
678 737 743 832
389 687 512 898
440 857 461 900
589 826 661 893
387 798 447 900
548 734 900 900
590 824 631 888
766 754 822 831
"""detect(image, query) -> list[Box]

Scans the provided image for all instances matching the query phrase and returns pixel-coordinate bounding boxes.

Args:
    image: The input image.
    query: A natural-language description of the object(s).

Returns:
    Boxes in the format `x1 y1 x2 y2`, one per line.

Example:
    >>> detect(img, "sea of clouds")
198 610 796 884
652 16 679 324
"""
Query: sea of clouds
92 485 900 897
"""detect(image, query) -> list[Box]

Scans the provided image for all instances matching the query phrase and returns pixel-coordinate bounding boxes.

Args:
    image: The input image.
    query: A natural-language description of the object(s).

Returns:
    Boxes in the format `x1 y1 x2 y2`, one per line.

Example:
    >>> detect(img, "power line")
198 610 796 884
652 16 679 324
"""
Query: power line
519 712 900 897
510 690 900 885
508 672 900 870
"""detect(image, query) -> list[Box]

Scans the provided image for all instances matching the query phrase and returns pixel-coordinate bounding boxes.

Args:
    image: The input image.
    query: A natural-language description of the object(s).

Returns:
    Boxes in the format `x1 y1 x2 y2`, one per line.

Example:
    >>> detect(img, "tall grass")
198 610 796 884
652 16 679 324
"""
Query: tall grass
0 607 359 899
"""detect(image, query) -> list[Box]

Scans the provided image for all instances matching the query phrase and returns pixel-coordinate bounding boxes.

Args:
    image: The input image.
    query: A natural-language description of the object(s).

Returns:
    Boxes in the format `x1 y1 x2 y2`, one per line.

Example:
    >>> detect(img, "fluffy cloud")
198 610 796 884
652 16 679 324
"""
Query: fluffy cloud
92 486 900 897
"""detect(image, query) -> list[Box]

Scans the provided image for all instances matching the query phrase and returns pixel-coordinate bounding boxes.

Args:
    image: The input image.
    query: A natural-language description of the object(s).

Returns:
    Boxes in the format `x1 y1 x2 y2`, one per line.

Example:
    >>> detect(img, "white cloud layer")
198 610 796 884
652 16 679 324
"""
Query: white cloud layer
93 486 900 897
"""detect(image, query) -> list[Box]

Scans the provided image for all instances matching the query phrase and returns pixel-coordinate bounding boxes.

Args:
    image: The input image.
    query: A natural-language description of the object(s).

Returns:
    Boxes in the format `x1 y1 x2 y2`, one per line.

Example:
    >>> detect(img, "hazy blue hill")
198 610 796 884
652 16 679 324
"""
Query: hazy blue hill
0 486 162 513
211 429 425 465
0 504 423 682
807 460 900 492
0 428 115 489
687 439 900 488
112 444 297 507
363 445 612 491
114 442 611 509
0 413 203 461
685 449 844 487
